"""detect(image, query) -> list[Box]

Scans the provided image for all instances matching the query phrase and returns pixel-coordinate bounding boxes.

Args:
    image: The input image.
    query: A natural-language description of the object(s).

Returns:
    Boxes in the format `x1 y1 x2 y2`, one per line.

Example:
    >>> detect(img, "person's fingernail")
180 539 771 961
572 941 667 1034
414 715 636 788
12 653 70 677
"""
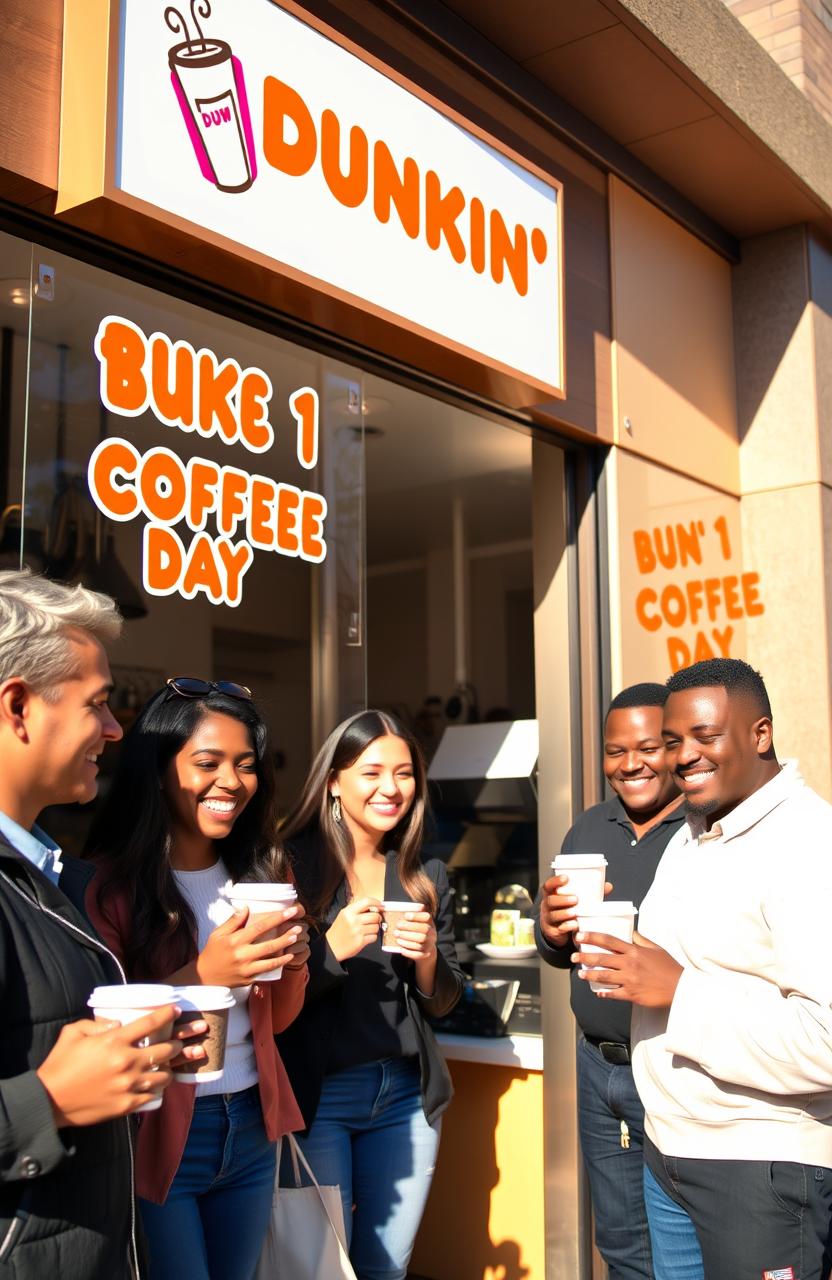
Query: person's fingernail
575 933 585 942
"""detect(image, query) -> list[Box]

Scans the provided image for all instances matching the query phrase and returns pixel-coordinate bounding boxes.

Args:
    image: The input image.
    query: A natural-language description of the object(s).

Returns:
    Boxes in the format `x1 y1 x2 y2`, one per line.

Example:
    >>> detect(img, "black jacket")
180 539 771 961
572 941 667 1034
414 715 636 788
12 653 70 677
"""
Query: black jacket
277 845 464 1130
0 835 135 1280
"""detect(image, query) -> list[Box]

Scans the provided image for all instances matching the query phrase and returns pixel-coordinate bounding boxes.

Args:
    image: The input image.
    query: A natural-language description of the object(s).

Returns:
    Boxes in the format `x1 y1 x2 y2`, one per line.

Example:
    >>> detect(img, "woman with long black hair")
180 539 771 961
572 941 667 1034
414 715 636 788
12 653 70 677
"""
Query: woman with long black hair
276 708 465 1280
83 678 309 1280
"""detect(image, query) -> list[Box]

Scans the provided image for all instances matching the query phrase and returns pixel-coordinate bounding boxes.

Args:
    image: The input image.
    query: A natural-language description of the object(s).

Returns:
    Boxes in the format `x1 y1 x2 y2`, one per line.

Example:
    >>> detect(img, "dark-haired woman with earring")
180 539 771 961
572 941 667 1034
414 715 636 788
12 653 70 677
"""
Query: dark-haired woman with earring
276 709 465 1280
83 678 309 1280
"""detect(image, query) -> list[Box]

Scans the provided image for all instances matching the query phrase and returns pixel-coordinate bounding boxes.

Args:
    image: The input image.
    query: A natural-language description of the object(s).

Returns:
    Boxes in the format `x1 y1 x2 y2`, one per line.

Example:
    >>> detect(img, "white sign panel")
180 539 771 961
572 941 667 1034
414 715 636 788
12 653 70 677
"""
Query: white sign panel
117 0 563 392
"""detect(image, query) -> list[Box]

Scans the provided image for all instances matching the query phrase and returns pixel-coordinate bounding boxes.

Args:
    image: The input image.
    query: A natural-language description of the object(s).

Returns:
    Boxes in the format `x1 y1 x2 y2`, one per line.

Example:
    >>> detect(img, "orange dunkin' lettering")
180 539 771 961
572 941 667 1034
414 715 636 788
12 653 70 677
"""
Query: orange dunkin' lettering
469 197 486 275
262 76 317 176
425 170 466 264
373 142 420 240
321 110 369 208
260 80 551 299
490 211 528 297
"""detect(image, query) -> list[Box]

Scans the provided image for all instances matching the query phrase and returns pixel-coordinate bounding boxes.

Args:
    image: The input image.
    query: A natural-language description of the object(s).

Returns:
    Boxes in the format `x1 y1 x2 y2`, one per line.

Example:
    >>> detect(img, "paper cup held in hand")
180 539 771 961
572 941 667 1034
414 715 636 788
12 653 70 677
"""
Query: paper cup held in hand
576 901 637 994
551 853 608 914
380 900 423 954
224 882 298 982
172 985 234 1083
87 983 177 1112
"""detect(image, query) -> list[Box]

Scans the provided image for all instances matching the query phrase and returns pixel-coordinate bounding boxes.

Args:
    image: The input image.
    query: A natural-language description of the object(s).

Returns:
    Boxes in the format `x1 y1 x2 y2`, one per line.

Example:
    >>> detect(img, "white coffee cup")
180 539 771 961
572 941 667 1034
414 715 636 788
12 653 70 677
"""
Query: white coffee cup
87 983 177 1112
380 900 423 954
551 853 608 914
576 901 637 993
224 882 298 981
172 985 235 1083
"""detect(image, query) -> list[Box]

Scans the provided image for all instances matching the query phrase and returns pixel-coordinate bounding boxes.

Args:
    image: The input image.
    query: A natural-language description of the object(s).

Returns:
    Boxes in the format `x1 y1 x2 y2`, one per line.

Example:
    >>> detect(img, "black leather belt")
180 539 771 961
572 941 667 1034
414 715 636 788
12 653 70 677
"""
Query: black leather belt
585 1035 631 1065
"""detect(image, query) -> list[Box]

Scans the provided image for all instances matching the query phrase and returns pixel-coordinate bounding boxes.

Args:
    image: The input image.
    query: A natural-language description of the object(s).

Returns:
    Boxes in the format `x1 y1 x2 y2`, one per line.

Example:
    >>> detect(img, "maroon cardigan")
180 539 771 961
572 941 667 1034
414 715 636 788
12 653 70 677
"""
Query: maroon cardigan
86 870 306 1204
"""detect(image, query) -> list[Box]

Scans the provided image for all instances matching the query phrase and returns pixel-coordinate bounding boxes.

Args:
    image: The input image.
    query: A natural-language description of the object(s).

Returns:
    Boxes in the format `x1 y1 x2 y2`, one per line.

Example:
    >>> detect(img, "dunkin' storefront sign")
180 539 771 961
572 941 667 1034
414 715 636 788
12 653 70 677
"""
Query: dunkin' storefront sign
111 0 562 392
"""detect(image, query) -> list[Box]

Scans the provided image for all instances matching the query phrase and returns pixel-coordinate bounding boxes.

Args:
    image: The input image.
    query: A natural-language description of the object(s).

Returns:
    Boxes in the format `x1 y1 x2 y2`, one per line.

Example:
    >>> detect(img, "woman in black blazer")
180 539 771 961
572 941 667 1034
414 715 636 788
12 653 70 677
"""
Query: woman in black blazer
276 709 464 1280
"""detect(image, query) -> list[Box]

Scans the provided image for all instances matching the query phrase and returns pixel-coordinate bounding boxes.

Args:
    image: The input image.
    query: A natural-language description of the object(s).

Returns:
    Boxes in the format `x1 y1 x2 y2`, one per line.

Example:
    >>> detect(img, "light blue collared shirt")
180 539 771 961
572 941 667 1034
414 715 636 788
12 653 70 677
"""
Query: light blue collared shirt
0 809 64 885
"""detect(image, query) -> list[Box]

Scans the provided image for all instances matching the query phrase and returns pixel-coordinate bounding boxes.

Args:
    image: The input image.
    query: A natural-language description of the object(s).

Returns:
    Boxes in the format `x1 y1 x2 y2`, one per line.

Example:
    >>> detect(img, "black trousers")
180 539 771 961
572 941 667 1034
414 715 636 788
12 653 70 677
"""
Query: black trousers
646 1139 832 1280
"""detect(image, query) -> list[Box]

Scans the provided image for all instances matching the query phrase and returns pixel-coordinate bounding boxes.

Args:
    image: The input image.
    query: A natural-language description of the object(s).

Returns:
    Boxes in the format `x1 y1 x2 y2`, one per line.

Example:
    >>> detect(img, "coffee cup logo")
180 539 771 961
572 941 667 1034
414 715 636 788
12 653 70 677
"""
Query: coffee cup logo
166 1 257 193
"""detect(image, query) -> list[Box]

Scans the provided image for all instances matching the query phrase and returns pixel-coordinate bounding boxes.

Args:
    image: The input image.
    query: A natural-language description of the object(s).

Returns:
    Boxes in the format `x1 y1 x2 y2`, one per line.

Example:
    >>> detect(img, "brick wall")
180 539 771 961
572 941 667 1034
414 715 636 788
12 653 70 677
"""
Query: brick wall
723 0 832 123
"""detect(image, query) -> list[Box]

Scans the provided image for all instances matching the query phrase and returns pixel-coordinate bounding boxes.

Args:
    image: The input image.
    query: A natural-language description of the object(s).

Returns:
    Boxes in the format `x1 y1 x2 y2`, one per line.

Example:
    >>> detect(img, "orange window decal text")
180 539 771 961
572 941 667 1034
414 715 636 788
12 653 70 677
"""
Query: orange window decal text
90 315 326 608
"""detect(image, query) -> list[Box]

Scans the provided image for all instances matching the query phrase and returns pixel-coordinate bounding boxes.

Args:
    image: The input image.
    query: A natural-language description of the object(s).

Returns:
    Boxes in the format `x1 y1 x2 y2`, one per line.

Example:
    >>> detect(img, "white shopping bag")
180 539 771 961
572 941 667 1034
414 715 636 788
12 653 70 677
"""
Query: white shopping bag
256 1134 357 1280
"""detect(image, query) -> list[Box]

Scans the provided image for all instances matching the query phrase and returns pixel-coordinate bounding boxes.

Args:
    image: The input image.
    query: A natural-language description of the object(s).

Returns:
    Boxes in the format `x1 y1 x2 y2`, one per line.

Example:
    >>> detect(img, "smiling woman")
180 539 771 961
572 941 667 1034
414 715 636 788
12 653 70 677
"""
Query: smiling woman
275 709 465 1280
82 682 309 1280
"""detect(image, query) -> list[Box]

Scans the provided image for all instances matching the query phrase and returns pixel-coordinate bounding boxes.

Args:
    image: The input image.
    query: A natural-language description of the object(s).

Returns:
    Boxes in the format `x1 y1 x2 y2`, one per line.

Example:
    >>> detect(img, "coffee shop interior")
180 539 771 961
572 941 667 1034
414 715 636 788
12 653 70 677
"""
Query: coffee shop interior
0 226 554 1044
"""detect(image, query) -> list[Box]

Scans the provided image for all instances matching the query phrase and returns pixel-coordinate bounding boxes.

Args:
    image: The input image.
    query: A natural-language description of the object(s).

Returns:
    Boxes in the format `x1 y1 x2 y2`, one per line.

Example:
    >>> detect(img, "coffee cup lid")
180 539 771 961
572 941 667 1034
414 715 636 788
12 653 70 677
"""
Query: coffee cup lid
381 900 422 911
551 854 608 869
174 985 235 1011
224 882 297 901
88 983 176 1009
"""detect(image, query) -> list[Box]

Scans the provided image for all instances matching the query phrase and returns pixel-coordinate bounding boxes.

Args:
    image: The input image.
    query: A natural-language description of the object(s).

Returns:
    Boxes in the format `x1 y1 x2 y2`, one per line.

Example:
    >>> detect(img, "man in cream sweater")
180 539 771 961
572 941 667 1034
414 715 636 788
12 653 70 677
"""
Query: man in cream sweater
574 658 832 1280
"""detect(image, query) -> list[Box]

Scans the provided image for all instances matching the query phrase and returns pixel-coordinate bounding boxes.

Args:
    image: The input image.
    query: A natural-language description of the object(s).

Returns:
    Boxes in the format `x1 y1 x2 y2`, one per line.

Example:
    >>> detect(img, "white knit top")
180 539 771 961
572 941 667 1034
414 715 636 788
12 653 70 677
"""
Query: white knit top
172 860 259 1097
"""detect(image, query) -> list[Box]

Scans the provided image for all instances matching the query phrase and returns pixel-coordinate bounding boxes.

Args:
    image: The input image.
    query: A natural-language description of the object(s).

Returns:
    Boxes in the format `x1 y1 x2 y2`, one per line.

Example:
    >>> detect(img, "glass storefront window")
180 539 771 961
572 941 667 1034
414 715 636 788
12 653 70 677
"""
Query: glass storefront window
0 226 546 956
0 229 369 844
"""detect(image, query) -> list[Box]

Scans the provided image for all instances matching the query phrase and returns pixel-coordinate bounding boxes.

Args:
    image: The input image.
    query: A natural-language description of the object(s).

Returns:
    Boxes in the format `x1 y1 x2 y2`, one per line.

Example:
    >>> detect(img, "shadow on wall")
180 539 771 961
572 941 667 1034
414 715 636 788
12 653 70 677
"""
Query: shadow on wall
732 225 809 446
409 1060 537 1280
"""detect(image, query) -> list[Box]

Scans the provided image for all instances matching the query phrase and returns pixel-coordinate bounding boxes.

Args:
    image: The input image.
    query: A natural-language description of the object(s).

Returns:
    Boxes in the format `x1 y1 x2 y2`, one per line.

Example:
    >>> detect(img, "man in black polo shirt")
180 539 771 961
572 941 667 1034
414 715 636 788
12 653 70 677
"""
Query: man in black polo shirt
535 683 685 1280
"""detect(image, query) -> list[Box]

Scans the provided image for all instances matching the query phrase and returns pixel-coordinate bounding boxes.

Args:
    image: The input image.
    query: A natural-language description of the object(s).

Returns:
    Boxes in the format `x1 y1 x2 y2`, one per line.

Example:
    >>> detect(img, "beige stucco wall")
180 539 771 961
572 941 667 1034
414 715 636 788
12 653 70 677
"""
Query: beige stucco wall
607 181 832 798
733 224 832 798
724 0 832 126
609 178 740 493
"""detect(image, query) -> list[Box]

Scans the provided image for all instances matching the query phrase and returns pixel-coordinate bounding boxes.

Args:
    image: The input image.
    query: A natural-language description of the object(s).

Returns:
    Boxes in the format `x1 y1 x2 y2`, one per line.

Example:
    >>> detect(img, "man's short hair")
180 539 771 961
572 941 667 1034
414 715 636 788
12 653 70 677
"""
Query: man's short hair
607 682 669 719
665 658 771 719
0 569 122 700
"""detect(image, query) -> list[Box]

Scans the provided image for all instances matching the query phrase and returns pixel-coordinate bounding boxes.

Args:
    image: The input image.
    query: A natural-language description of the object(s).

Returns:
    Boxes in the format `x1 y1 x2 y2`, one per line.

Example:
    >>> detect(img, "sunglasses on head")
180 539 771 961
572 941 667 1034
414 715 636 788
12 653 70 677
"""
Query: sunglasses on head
164 677 253 702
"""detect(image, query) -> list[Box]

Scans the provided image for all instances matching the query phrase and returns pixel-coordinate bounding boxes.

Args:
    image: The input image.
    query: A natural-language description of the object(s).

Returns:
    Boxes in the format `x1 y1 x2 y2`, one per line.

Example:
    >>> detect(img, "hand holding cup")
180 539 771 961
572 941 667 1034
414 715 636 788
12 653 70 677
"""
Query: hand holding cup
36 1004 181 1126
326 897 382 961
572 931 683 1007
539 873 614 948
195 905 307 987
389 908 435 960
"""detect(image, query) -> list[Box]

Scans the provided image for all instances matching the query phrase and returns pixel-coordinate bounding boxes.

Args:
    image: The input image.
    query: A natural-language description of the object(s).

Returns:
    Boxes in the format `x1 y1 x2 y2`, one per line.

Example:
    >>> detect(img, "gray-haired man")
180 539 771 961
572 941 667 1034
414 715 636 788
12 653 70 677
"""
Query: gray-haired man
0 570 194 1279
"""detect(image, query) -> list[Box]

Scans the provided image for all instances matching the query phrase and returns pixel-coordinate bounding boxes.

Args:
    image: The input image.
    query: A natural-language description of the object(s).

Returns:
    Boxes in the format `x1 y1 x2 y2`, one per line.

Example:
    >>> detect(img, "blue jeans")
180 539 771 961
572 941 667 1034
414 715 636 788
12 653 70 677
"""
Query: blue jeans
292 1056 441 1280
577 1036 653 1279
643 1166 704 1280
139 1086 277 1280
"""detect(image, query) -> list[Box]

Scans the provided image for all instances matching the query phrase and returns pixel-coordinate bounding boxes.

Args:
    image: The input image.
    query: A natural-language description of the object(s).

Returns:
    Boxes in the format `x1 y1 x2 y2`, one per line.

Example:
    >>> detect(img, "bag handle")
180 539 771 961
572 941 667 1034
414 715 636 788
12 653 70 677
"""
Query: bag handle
274 1134 351 1253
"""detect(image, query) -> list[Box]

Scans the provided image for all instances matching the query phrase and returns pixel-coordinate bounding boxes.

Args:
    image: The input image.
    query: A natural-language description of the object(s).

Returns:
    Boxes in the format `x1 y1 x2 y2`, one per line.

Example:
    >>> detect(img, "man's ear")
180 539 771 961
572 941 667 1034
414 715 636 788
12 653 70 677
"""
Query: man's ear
0 678 32 742
752 715 773 756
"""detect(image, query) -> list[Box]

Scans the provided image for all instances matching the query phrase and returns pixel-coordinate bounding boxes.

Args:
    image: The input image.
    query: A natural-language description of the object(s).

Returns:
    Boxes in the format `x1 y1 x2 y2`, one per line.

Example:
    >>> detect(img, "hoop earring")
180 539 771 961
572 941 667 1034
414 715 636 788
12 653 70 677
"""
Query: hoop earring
332 795 342 823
